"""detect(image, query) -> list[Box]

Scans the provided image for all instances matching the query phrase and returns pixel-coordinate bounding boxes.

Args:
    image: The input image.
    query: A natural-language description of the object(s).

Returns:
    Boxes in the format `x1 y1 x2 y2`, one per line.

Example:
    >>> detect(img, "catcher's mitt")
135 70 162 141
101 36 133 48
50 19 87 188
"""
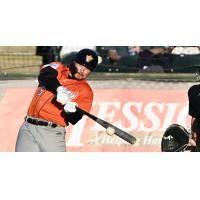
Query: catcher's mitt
161 124 191 152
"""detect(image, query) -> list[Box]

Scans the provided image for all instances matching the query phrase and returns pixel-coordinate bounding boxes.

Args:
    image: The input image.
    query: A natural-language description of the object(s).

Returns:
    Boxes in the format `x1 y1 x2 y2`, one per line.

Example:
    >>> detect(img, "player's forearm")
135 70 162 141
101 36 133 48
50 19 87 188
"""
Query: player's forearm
65 112 83 125
191 117 198 142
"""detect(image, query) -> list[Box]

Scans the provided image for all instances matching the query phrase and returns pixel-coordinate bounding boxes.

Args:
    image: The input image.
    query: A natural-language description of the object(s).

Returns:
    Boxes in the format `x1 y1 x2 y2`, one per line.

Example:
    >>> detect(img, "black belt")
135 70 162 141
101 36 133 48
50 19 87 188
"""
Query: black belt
25 117 57 128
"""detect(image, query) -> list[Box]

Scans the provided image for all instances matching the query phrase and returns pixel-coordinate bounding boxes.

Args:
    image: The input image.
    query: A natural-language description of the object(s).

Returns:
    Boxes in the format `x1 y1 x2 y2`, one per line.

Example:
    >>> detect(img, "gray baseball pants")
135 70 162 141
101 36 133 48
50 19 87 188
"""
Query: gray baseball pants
15 119 66 152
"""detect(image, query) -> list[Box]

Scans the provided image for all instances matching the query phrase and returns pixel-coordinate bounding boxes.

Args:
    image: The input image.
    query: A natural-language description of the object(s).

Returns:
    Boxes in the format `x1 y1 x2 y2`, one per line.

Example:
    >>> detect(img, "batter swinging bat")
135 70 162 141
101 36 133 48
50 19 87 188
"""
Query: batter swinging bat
76 107 137 145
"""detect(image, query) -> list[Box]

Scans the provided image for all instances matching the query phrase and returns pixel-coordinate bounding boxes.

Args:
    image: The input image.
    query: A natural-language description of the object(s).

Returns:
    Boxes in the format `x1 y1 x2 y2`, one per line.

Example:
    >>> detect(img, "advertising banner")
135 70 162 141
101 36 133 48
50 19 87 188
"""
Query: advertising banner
0 88 190 152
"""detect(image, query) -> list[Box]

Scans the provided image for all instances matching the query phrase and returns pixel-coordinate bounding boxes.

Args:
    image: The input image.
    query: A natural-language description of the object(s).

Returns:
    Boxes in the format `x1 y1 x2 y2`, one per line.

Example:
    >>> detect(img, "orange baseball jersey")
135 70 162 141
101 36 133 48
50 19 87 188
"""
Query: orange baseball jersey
27 62 93 126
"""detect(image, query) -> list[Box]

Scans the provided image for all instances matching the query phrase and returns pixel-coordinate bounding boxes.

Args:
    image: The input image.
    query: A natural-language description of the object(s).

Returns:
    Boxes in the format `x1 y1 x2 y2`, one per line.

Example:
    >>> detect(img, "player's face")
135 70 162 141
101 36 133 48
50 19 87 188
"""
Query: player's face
73 63 91 80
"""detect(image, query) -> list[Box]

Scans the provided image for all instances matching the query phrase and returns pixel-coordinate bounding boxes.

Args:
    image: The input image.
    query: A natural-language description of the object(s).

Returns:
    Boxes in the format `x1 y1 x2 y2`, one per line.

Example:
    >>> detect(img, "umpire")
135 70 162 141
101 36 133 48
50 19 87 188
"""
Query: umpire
188 83 200 151
15 49 99 152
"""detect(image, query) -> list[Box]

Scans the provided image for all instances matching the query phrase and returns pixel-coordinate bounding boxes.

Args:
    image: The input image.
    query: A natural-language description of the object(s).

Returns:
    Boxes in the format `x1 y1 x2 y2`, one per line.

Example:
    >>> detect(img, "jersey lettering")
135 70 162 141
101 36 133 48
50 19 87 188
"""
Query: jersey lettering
37 87 46 96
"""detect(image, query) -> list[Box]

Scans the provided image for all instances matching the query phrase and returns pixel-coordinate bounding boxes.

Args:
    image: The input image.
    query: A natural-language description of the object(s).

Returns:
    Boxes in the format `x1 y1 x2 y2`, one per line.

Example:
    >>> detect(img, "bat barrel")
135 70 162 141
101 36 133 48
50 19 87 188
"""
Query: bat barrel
121 134 136 145
76 106 137 145
114 129 137 144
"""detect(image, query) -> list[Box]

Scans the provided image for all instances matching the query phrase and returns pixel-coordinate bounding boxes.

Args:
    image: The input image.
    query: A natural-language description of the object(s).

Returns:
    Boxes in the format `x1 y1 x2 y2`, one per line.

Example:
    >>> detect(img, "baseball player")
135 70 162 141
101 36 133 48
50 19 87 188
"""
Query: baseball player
187 83 200 151
15 49 99 152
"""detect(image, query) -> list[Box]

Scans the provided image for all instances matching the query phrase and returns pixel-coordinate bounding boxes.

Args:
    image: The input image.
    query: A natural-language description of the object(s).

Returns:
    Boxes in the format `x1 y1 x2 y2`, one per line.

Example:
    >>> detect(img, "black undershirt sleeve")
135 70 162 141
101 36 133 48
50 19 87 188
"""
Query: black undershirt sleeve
65 112 83 125
38 67 61 94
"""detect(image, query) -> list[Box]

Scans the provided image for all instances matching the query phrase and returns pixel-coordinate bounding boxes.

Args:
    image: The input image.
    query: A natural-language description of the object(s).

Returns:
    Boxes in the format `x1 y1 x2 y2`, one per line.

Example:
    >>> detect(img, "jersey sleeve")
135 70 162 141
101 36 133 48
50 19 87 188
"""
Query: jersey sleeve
75 85 93 112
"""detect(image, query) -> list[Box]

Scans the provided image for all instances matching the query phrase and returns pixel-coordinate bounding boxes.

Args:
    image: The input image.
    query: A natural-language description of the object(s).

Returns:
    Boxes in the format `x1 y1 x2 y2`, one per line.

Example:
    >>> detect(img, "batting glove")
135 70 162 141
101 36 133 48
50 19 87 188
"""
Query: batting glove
56 86 75 105
64 100 78 113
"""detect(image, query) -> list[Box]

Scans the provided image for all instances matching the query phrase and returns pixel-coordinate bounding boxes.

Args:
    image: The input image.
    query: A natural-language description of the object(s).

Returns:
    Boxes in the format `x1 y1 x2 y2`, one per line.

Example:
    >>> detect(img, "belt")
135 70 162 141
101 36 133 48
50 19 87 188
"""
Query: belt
25 117 57 128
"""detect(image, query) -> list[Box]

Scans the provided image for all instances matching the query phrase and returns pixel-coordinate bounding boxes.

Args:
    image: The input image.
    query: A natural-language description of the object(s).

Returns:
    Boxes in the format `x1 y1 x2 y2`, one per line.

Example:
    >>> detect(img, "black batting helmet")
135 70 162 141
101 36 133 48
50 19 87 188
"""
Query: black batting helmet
74 49 98 71
161 124 190 152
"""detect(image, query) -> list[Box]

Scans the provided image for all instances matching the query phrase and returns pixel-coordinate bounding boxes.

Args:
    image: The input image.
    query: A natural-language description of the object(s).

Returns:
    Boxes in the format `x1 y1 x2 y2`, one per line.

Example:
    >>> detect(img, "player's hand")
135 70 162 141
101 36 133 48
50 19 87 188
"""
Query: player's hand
189 138 196 146
64 100 78 113
189 132 197 146
56 86 74 105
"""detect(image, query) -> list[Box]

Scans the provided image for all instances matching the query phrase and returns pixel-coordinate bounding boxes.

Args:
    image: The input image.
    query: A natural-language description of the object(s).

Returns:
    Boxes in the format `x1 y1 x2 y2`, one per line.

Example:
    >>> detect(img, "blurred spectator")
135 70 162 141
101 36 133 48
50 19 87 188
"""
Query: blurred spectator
137 46 171 72
128 46 141 55
60 46 96 65
170 46 200 55
36 46 61 65
102 46 140 65
139 46 170 56
90 46 174 73
168 46 200 73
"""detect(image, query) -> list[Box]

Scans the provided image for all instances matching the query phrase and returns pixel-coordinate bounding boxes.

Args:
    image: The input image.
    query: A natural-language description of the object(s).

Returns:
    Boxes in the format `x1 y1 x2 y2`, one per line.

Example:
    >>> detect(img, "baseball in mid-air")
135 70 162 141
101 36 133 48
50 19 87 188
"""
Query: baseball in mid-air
106 127 115 135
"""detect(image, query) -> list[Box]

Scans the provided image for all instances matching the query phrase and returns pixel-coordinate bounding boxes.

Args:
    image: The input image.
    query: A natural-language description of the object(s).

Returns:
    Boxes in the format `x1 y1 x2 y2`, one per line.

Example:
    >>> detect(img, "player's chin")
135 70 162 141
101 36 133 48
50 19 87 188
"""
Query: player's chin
75 73 85 80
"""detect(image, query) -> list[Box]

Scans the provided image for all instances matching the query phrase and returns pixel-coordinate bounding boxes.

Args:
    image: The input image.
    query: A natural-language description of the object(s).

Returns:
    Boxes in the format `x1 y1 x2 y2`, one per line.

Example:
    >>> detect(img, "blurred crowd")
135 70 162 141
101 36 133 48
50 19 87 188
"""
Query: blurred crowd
36 46 200 72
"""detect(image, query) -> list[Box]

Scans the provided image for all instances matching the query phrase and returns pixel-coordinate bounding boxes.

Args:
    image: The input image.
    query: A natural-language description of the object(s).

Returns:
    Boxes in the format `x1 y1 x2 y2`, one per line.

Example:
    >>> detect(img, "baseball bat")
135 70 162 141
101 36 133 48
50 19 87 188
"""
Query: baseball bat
76 107 137 145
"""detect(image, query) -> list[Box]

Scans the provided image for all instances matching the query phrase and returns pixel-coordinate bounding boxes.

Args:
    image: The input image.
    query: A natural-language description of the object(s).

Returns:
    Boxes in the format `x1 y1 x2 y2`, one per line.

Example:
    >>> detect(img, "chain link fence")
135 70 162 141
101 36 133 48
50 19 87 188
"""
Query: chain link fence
0 47 42 76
